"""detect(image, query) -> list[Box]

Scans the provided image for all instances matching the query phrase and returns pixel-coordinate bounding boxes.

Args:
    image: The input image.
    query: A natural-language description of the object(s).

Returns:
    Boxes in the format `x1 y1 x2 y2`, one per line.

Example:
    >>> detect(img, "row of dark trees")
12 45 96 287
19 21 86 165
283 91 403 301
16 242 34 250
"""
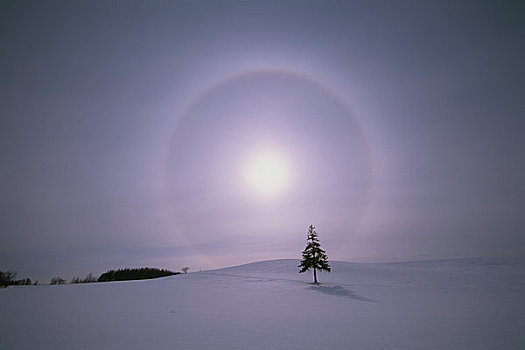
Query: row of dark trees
70 273 97 284
1 267 183 288
50 277 66 285
1 271 37 287
98 268 179 282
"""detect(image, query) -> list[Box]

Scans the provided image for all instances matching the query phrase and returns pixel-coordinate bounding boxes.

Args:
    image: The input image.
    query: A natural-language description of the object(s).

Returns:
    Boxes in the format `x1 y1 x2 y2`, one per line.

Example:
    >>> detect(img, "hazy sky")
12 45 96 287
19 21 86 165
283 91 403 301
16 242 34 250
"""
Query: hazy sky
1 1 524 281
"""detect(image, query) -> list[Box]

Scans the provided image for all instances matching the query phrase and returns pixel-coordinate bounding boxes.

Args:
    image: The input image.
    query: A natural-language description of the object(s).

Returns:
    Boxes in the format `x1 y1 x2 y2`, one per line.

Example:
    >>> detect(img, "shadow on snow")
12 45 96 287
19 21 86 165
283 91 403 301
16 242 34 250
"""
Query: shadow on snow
309 284 376 302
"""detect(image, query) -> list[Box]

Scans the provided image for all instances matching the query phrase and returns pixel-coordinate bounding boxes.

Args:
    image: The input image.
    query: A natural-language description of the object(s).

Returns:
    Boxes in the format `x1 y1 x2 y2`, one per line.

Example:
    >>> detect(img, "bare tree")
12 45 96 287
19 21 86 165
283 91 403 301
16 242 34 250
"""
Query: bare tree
50 277 65 285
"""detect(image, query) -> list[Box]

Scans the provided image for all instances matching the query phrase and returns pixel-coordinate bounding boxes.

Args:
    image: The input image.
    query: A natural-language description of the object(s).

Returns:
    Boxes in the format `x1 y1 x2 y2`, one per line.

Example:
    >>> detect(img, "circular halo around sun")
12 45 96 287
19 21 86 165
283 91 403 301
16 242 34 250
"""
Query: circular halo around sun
165 70 373 264
244 151 289 197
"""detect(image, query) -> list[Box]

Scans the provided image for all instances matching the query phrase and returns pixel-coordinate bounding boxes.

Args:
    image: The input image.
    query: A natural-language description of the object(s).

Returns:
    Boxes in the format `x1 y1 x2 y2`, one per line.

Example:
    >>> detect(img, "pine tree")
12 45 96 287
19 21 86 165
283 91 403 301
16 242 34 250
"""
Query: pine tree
298 225 330 284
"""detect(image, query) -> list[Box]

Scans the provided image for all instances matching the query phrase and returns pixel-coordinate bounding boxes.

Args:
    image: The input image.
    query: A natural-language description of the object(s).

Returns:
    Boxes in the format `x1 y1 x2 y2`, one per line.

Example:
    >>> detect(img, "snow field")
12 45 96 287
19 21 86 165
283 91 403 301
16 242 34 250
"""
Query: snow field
1 257 524 349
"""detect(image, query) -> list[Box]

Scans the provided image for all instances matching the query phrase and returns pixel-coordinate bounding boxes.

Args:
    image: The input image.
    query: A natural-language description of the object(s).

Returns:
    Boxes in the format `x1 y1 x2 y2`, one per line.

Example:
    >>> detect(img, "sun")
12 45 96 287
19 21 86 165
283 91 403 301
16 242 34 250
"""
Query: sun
244 151 289 197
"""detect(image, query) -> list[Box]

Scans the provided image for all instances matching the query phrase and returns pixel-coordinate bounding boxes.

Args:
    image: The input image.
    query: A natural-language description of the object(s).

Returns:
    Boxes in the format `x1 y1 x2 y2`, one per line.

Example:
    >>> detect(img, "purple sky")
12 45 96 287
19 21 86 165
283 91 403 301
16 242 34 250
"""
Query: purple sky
1 1 524 281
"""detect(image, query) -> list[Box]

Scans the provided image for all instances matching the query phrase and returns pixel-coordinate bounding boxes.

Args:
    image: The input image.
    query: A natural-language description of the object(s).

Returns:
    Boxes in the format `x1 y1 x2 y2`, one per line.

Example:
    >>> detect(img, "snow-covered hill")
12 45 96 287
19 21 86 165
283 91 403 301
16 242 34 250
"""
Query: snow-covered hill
1 257 524 349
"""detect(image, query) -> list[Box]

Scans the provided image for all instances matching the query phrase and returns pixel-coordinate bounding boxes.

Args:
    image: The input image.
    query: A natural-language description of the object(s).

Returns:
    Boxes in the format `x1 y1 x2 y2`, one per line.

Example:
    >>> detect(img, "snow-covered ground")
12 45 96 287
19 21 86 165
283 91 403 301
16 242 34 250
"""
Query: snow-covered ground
1 257 524 349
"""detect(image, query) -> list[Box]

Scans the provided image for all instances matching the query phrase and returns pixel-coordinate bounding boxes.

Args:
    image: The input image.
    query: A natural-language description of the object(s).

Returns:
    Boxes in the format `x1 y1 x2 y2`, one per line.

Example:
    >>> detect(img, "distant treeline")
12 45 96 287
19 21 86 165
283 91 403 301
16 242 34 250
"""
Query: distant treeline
70 273 97 284
1 267 180 288
98 268 179 282
1 270 37 288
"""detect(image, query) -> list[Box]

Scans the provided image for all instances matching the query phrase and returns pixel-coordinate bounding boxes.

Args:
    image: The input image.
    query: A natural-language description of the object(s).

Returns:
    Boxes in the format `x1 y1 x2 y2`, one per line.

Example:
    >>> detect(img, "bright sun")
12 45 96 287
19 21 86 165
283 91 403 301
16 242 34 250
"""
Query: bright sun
244 151 289 197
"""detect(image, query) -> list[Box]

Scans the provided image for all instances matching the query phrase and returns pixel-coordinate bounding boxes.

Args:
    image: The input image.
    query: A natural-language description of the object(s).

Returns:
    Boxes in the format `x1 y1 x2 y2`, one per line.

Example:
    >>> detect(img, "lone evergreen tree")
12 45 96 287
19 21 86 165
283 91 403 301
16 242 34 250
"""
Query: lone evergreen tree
298 225 330 284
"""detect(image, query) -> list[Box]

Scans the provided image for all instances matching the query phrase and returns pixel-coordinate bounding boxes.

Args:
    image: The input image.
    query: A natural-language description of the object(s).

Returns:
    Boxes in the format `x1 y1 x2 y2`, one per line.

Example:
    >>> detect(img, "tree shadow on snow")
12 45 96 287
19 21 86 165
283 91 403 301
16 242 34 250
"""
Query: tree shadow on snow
309 284 376 302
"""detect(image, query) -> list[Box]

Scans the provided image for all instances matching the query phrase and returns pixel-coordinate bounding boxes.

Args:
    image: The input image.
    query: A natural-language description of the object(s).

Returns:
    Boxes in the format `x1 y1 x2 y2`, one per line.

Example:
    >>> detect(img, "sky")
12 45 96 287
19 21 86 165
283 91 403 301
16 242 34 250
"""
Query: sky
1 0 524 282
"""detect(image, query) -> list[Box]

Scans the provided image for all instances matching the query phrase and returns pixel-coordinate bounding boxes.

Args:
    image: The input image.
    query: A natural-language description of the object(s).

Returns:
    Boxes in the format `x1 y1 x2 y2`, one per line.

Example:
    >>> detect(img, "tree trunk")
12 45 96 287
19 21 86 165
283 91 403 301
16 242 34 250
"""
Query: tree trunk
313 268 318 284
